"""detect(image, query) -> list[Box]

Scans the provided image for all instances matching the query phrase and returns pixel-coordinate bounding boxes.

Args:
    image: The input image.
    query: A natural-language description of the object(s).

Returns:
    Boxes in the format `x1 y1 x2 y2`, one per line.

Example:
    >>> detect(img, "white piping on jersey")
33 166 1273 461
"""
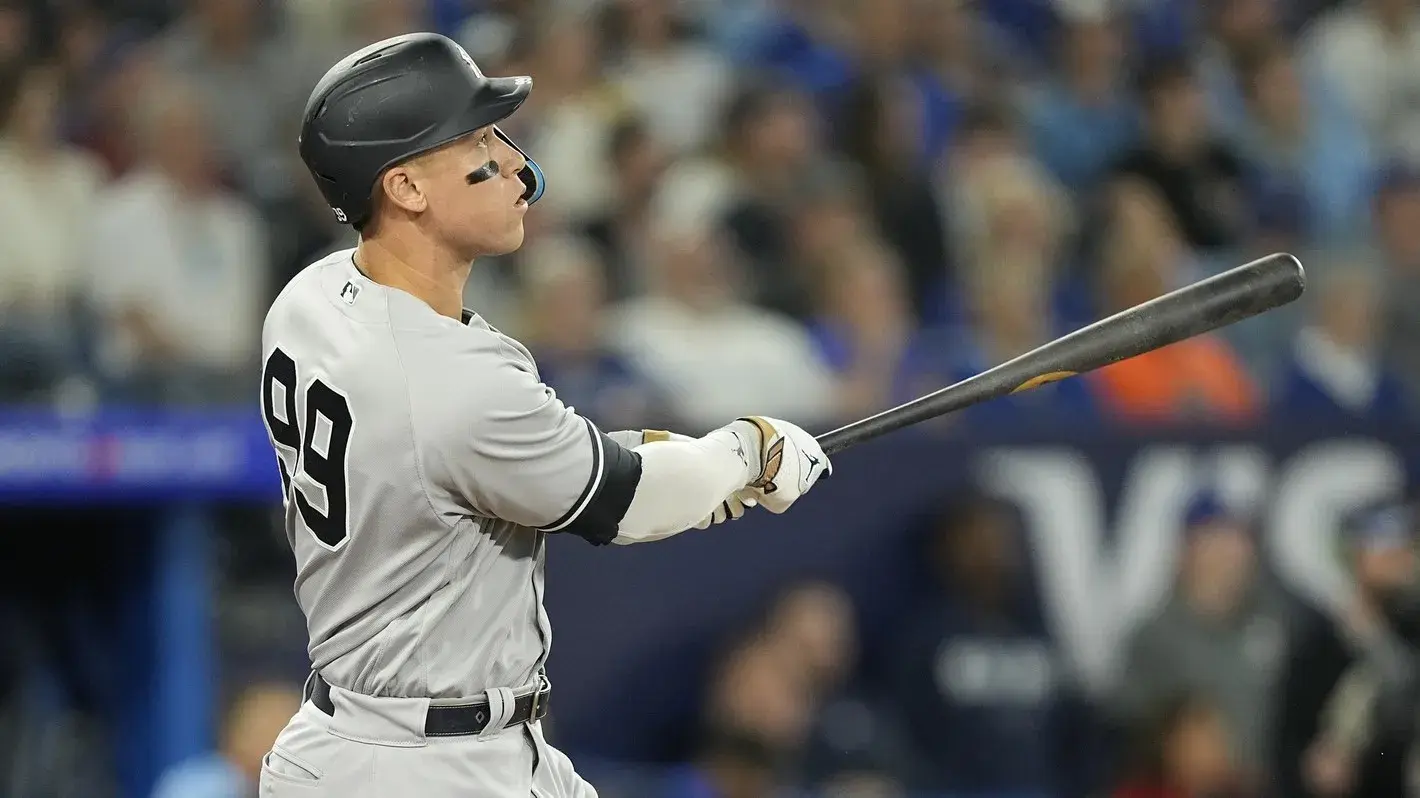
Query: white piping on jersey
538 420 604 532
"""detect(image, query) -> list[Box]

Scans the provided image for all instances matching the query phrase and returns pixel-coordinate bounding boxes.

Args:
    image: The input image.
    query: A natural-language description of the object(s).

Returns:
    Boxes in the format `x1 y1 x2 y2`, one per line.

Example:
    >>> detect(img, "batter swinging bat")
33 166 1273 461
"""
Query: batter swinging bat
816 252 1306 455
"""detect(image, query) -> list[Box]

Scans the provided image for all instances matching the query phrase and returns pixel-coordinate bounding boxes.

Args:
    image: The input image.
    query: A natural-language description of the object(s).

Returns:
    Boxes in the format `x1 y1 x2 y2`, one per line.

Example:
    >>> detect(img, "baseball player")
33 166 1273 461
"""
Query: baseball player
257 32 831 798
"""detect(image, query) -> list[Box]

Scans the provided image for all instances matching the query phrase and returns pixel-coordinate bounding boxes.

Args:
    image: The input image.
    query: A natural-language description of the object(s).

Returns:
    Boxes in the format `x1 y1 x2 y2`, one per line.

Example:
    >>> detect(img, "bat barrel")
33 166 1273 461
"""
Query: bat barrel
816 253 1305 455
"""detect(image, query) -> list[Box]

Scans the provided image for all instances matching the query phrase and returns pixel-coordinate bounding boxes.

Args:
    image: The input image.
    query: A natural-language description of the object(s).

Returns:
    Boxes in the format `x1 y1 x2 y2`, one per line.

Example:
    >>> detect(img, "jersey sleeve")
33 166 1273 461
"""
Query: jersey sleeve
413 332 642 544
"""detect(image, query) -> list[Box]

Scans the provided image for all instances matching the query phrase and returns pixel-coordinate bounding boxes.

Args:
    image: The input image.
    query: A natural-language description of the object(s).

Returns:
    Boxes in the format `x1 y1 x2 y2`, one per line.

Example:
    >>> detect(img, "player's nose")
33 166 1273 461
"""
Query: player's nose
498 141 526 180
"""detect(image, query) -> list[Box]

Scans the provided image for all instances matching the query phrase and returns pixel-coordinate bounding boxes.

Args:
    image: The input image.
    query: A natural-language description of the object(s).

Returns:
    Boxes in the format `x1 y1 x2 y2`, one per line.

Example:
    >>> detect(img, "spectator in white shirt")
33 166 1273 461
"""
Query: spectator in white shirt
156 0 322 204
1302 0 1420 164
0 59 105 403
516 7 634 226
608 212 838 433
606 0 736 155
85 75 267 405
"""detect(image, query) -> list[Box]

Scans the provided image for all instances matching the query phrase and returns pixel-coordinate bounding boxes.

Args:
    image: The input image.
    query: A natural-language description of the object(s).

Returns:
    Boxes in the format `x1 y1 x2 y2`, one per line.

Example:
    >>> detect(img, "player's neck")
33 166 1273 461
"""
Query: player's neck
355 234 472 321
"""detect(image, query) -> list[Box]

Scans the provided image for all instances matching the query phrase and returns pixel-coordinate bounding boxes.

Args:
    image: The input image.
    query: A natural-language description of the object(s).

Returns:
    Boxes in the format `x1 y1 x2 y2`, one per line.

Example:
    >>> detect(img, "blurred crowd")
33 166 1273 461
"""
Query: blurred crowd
6 0 1420 796
2 0 1419 429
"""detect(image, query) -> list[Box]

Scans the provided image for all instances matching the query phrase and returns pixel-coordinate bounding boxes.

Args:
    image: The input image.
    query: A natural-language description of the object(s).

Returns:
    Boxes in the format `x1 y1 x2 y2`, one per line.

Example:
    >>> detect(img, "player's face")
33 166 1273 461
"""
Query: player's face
417 125 529 258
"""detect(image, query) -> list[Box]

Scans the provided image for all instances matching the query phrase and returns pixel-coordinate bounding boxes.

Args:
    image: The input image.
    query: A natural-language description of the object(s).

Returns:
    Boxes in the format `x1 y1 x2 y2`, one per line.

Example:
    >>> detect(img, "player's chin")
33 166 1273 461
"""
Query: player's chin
485 214 527 255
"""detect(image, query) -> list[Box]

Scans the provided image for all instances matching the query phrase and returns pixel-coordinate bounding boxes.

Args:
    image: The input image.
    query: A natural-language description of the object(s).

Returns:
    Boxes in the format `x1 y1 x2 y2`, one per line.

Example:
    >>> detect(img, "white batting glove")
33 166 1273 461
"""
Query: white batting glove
692 488 760 529
732 416 831 514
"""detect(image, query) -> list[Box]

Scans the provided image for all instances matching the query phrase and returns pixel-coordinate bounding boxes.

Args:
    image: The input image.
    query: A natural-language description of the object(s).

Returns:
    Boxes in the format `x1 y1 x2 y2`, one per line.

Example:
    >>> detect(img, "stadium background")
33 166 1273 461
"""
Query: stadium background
3 0 1420 796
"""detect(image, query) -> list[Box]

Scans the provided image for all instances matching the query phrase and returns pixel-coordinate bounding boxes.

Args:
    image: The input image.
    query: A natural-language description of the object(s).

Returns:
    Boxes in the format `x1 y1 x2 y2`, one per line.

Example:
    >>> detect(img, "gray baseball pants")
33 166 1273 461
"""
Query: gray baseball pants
258 679 597 797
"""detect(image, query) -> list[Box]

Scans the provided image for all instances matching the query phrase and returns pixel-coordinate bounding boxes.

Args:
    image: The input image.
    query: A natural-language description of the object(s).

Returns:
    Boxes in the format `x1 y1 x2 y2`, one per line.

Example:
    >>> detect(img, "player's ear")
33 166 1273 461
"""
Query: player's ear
381 165 428 215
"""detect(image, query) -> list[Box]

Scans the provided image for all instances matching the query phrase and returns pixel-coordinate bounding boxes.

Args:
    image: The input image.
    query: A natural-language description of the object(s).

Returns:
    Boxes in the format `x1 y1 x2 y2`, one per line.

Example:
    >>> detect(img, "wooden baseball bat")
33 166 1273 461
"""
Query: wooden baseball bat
816 252 1306 455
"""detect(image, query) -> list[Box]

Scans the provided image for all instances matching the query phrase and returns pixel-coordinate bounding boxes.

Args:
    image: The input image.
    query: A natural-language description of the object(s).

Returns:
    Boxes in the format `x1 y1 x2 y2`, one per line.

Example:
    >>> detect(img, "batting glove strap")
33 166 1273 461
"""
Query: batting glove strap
736 416 787 493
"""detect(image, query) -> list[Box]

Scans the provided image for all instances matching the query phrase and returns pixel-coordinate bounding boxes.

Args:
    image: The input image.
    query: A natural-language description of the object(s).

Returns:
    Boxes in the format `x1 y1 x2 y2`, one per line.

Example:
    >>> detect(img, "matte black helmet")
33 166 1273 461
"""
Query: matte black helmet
298 32 546 228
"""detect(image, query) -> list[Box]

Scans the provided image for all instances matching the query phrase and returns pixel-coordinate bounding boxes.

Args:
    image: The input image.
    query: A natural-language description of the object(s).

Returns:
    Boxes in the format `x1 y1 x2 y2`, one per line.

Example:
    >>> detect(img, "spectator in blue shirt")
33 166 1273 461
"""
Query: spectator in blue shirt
889 493 1073 796
808 236 920 424
1232 38 1374 245
1274 259 1407 421
1023 4 1139 195
1376 164 1420 411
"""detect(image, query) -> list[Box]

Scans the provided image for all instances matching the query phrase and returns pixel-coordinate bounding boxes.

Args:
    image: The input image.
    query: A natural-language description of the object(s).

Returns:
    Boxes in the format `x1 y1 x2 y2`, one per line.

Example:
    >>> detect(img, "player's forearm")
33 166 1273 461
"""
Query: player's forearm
613 425 756 545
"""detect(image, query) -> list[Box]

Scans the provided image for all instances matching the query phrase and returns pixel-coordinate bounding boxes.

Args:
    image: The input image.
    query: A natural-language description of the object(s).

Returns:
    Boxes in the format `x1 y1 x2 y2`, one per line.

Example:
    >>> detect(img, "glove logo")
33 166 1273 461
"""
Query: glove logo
801 450 825 491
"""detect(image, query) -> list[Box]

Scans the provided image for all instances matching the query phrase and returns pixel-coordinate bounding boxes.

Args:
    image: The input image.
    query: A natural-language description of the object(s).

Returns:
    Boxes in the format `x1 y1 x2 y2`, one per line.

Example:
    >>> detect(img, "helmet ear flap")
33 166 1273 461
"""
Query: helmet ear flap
494 127 545 204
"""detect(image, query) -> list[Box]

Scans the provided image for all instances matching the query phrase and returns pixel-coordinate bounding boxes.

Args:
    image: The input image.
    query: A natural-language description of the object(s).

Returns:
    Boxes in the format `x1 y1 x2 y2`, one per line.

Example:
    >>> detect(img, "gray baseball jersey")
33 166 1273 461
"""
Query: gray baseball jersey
259 248 640 699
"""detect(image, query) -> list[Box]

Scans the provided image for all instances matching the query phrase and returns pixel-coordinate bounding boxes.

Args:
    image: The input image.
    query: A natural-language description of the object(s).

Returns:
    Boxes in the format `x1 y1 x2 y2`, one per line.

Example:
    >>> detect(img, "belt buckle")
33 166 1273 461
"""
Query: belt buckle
528 674 548 722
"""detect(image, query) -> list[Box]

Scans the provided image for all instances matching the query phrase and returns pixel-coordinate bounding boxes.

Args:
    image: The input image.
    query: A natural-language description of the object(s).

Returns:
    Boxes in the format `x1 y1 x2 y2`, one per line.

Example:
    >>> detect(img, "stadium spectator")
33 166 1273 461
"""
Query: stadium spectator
809 237 916 421
764 584 905 798
1272 503 1417 798
835 74 951 321
520 235 671 433
722 0 855 102
85 75 267 405
604 0 734 156
1090 180 1260 423
1301 0 1420 165
889 493 1074 795
714 83 827 318
151 681 302 798
933 99 1026 273
0 0 30 64
1116 493 1293 782
518 7 632 226
782 160 875 288
907 0 1020 161
154 0 318 204
1112 692 1254 798
66 28 157 179
917 253 1100 425
1197 0 1285 136
1377 164 1420 411
1233 37 1374 245
911 154 1097 424
1112 56 1249 252
1023 2 1139 195
672 581 861 798
581 116 669 301
0 58 104 404
607 215 837 432
1273 260 1407 421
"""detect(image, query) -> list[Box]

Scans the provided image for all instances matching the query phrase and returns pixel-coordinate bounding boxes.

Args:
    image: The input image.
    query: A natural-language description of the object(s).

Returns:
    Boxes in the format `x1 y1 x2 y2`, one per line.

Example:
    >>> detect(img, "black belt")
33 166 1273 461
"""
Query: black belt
307 673 551 737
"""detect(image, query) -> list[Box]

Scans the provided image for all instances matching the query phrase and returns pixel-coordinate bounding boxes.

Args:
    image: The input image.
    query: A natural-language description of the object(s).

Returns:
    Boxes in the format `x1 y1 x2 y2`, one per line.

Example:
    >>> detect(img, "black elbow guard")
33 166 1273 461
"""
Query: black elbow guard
545 426 642 546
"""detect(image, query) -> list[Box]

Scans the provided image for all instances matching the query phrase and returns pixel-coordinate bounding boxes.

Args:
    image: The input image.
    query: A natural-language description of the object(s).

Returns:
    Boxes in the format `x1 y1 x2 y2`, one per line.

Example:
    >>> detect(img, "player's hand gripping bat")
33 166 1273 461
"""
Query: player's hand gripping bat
816 252 1306 455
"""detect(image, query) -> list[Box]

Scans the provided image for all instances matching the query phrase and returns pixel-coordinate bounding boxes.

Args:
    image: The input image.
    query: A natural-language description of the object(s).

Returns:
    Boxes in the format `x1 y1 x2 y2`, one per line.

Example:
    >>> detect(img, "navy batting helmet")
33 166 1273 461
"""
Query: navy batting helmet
298 32 546 228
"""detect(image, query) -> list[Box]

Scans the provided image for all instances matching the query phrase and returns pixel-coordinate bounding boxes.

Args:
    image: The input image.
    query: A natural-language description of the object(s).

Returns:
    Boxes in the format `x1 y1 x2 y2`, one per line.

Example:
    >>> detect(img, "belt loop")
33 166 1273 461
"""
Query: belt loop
529 673 548 723
302 670 319 703
478 687 517 739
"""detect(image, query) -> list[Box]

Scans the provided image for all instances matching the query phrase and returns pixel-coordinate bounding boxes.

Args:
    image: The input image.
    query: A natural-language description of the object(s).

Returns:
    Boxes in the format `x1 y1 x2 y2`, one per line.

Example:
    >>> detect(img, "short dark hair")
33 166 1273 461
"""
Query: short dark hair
1135 54 1196 105
607 115 650 166
955 99 1017 141
0 57 46 130
720 80 801 145
1233 37 1292 100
